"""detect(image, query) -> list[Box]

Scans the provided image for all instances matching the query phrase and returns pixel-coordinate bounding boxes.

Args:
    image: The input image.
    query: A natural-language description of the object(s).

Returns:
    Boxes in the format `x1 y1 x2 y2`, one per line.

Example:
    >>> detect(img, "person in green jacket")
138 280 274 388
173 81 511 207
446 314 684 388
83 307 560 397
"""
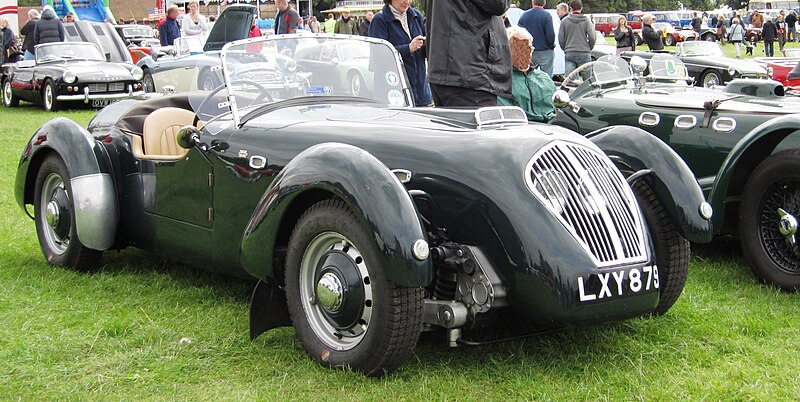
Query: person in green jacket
323 13 337 33
498 26 557 123
335 11 358 35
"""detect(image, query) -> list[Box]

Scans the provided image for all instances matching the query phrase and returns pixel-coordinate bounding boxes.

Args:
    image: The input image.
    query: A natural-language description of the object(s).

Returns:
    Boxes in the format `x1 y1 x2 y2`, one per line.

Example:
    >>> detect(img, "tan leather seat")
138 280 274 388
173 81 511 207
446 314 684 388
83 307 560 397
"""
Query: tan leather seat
130 107 196 161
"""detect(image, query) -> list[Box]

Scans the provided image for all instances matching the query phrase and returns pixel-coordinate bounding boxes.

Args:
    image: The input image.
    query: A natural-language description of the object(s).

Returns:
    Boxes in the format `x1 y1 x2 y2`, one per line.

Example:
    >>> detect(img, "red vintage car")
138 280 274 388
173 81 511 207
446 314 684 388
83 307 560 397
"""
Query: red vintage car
634 22 699 46
756 52 800 91
593 13 625 36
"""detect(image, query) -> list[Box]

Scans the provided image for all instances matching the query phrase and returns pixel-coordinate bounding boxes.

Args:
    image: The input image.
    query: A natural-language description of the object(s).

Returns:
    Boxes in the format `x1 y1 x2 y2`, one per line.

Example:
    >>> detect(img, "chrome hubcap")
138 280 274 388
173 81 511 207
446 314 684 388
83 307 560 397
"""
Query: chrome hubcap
299 232 372 351
3 82 11 104
45 200 60 228
316 272 344 311
39 173 70 254
45 86 53 109
778 208 798 245
351 75 361 96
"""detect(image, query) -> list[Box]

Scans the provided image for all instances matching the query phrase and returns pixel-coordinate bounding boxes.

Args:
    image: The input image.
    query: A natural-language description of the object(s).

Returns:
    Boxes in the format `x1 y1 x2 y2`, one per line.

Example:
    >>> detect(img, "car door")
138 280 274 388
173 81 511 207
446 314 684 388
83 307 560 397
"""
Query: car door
9 63 36 102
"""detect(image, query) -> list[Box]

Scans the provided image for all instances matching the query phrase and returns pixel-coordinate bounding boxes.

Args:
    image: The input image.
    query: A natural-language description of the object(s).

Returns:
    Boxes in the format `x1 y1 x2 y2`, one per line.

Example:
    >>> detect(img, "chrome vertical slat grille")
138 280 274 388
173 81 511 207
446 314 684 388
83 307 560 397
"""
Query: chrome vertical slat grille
107 82 125 92
86 83 107 93
525 141 648 267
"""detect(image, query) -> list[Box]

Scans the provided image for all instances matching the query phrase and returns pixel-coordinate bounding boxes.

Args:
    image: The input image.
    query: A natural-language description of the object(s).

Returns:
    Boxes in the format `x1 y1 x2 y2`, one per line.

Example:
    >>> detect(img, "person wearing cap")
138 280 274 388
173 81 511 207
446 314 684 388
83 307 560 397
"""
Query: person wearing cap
34 5 66 47
335 11 357 35
64 12 74 23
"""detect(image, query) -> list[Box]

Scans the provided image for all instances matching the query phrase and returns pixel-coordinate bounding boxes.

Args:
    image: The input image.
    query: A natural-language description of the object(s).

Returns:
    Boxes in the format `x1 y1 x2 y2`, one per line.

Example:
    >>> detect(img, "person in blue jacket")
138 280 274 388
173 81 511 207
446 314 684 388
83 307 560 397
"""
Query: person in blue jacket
158 5 181 46
369 0 432 106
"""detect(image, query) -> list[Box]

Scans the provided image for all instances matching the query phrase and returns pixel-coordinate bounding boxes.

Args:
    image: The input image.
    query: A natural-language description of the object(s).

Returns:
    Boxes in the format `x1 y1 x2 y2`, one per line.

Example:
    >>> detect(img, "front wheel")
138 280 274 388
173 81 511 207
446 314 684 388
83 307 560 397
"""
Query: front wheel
700 70 722 87
3 79 19 107
703 32 717 42
633 180 690 315
665 35 677 46
42 79 61 112
198 70 220 91
749 33 759 43
142 71 156 93
284 199 424 377
349 72 364 97
740 149 800 290
34 155 102 269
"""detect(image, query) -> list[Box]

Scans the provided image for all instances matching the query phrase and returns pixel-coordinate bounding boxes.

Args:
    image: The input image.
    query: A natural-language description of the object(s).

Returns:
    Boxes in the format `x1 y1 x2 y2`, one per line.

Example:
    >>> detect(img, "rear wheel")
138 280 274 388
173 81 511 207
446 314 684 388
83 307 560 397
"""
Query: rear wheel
42 79 61 112
740 149 800 290
34 155 102 269
3 79 19 107
749 33 759 43
284 199 423 376
633 180 690 315
198 70 220 91
703 32 717 42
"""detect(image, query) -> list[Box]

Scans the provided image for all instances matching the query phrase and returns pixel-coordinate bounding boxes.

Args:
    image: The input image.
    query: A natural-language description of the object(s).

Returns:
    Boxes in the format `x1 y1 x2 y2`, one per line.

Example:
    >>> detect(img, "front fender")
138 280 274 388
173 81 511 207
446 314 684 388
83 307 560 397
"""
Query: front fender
240 143 432 288
15 117 118 251
708 114 800 232
587 125 713 243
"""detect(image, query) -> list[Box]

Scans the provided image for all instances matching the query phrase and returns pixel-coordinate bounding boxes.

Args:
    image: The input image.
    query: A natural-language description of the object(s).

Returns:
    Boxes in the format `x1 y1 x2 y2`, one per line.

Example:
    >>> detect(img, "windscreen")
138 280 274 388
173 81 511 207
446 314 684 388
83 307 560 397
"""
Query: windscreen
216 35 412 123
36 43 104 63
649 53 689 79
592 55 632 83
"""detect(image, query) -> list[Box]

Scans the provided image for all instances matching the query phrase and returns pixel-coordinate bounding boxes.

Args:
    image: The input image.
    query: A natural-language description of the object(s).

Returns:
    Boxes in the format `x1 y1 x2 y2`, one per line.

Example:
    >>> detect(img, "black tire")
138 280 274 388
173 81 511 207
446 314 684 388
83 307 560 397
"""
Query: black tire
749 33 759 44
34 155 102 269
142 70 156 93
633 180 690 315
635 33 643 46
284 199 424 377
42 79 61 112
198 69 220 91
700 70 722 87
3 78 19 107
703 32 717 42
348 71 364 97
665 35 676 46
739 149 800 290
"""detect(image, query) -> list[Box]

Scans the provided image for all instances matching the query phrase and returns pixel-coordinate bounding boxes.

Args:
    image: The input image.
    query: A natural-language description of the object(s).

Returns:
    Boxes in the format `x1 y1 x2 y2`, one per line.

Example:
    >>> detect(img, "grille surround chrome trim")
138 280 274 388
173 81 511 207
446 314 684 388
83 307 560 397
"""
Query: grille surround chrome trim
524 141 649 268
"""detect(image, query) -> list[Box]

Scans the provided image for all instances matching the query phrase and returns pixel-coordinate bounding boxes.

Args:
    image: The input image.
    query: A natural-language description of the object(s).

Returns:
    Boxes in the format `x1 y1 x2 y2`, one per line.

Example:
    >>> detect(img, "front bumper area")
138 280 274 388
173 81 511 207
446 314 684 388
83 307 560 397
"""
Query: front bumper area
57 84 145 103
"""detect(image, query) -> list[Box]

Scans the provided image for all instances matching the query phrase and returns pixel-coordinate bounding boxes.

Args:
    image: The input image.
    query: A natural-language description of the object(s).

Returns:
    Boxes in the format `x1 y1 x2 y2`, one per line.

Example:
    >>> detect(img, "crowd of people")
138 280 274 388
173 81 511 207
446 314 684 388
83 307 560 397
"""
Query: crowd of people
5 0 799 118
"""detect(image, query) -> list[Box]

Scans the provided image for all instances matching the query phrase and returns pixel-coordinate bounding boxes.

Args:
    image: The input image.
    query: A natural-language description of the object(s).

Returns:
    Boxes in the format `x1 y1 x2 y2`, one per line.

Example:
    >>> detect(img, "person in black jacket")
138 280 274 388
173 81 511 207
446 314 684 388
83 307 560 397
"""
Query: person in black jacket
34 6 65 48
425 0 512 107
762 16 778 57
786 11 797 42
613 16 635 55
20 9 40 60
641 14 663 51
0 17 19 63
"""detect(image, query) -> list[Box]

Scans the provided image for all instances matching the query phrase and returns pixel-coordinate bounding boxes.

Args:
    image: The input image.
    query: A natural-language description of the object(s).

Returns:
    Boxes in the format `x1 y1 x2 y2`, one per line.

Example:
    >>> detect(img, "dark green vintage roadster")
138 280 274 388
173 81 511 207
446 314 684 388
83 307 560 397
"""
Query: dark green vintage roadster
15 35 712 376
552 54 800 291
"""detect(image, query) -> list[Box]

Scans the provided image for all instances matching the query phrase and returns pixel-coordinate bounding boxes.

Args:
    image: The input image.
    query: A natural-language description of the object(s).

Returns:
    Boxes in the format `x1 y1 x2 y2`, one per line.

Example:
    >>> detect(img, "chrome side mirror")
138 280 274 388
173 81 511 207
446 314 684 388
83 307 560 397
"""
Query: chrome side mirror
630 56 647 76
552 90 571 109
177 126 201 149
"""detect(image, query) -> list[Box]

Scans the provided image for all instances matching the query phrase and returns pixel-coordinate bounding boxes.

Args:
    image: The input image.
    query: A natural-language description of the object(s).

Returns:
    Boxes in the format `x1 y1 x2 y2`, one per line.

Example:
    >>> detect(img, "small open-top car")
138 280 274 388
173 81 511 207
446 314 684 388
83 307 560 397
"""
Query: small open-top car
622 41 768 87
2 42 145 111
552 54 800 290
15 35 712 376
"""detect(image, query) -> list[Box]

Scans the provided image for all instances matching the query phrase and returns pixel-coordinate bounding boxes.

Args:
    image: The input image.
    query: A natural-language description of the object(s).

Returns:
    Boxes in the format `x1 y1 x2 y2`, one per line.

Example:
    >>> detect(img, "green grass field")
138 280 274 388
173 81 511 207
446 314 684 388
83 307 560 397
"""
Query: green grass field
1 100 799 399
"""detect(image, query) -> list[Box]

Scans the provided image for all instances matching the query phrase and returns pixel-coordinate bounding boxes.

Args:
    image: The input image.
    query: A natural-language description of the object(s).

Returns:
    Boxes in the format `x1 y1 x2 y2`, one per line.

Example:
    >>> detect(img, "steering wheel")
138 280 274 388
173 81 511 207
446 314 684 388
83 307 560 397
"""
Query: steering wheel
195 79 272 121
560 60 615 90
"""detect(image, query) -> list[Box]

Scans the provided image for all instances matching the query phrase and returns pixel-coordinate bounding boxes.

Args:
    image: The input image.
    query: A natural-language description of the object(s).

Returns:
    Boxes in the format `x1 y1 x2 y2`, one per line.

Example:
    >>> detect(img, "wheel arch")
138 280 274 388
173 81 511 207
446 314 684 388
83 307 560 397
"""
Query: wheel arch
240 142 432 288
586 125 713 243
15 117 118 251
708 115 800 233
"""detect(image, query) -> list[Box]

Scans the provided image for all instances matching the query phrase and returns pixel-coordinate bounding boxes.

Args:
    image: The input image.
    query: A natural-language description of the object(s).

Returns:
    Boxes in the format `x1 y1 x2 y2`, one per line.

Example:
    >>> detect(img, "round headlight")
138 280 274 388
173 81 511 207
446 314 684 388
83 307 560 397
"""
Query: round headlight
63 71 77 84
130 66 144 81
768 66 774 78
285 59 297 72
728 66 737 76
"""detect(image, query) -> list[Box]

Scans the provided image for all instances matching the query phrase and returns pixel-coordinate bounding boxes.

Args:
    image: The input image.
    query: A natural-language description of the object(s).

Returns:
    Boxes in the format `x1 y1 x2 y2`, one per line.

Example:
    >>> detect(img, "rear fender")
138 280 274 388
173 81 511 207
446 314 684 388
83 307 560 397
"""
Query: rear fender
707 114 800 232
587 125 713 243
15 117 118 251
240 142 432 288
